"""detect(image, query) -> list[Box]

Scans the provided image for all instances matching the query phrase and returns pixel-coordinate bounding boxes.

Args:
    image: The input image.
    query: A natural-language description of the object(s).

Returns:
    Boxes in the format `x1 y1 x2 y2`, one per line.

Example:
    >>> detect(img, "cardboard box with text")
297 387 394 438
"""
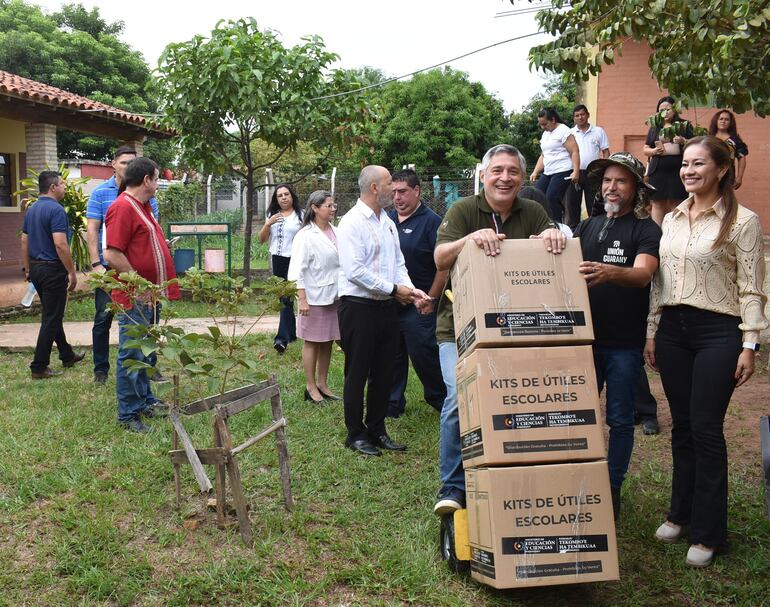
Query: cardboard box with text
456 345 605 467
451 239 593 360
466 461 619 589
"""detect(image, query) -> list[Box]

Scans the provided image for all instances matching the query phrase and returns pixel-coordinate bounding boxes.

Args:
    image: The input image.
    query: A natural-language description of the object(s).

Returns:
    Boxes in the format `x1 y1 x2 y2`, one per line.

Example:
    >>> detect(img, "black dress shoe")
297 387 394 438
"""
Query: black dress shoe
304 389 324 404
120 419 152 434
318 388 341 401
63 351 85 368
31 367 63 380
346 439 381 456
274 343 287 355
373 434 407 451
141 402 169 419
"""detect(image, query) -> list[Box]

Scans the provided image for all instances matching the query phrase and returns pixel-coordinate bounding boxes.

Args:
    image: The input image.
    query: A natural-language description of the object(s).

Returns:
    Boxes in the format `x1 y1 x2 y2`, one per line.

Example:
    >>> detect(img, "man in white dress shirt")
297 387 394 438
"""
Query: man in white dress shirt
566 104 610 228
337 165 431 456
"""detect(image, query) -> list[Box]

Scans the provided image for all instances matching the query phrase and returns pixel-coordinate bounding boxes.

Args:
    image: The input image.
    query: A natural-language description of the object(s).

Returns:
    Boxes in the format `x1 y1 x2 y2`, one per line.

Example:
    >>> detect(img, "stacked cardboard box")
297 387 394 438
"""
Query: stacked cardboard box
451 239 619 588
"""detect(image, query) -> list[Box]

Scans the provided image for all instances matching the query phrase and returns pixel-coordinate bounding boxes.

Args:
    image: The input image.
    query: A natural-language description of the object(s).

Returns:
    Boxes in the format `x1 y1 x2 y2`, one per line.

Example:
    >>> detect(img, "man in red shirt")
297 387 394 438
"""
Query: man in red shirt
104 157 180 433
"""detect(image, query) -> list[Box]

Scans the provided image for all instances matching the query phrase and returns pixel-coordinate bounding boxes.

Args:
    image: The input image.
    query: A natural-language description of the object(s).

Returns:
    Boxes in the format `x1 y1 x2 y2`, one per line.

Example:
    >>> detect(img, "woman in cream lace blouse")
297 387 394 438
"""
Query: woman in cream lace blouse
644 136 767 568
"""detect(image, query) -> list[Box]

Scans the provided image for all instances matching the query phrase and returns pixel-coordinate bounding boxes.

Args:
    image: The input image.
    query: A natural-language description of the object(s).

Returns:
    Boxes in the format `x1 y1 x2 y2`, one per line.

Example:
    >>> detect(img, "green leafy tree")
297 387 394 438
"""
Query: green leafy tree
346 67 509 171
157 18 370 282
508 75 576 172
524 0 770 116
0 0 170 159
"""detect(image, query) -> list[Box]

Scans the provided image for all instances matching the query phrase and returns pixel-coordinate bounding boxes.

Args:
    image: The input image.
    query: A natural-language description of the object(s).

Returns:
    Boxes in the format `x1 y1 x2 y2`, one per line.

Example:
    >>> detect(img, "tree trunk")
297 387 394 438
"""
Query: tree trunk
242 173 255 286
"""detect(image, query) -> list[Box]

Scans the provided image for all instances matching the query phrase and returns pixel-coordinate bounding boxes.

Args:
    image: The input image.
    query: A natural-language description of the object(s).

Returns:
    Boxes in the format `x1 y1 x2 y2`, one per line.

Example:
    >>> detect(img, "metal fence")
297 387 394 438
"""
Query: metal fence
194 166 480 228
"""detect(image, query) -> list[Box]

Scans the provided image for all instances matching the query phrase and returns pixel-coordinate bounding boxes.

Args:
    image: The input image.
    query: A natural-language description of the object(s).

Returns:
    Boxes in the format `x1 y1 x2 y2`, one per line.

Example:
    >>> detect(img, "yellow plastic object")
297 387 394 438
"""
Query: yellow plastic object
453 508 471 562
444 289 454 303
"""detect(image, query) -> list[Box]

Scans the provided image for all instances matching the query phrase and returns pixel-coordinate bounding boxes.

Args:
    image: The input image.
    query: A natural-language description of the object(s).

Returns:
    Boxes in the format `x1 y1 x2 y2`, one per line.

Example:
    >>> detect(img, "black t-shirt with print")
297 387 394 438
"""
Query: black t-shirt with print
574 212 662 348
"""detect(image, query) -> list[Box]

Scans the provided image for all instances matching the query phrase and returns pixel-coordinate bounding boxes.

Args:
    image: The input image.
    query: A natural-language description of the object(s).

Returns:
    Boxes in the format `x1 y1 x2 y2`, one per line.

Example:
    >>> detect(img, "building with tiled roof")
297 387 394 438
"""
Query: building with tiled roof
0 69 172 266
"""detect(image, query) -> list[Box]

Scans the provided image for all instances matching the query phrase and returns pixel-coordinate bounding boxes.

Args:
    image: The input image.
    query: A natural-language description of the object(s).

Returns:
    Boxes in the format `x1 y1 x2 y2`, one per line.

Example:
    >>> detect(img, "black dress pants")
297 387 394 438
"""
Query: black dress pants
655 305 742 548
564 169 599 229
338 297 399 443
29 261 74 372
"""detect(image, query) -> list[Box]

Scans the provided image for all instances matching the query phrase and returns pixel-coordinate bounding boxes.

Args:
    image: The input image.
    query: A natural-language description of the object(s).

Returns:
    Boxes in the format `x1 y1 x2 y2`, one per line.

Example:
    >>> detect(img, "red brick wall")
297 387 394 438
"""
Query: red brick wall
596 41 770 233
0 213 23 266
81 163 113 179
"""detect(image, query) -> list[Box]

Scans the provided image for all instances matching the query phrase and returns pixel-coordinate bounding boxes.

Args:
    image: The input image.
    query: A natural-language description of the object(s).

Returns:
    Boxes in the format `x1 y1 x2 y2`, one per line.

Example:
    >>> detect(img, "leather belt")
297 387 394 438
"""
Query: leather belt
340 295 395 307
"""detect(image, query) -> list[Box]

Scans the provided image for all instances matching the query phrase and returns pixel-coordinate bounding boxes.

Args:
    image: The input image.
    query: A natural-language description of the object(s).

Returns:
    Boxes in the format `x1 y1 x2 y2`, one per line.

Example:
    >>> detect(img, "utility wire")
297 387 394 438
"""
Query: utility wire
70 29 547 116
307 31 544 102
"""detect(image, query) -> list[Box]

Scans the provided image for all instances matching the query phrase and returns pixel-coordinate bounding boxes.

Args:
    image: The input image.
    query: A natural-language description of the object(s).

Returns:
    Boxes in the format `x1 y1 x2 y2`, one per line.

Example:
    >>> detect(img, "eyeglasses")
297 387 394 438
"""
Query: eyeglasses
597 216 615 243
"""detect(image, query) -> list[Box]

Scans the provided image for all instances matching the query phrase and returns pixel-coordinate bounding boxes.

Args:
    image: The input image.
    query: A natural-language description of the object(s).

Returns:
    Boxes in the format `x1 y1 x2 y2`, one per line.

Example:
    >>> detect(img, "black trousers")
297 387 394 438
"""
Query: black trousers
563 169 599 229
655 305 742 548
28 261 74 372
271 255 296 347
337 297 399 443
635 366 658 421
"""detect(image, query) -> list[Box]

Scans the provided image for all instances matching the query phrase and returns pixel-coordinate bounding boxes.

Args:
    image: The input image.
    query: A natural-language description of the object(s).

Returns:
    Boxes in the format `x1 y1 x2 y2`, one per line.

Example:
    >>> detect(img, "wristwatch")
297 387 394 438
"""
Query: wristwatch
390 284 398 297
742 341 760 352
91 261 103 269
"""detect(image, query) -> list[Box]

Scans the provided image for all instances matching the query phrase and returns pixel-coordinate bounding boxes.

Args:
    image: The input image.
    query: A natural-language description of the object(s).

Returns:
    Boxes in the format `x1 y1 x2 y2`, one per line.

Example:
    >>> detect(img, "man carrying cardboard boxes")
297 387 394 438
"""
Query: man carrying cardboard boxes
574 152 662 519
432 144 567 515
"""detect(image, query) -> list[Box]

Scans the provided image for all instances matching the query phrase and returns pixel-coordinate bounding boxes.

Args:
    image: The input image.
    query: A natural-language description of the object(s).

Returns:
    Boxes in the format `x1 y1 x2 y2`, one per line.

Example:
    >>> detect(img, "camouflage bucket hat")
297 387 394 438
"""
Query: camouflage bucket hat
586 151 656 191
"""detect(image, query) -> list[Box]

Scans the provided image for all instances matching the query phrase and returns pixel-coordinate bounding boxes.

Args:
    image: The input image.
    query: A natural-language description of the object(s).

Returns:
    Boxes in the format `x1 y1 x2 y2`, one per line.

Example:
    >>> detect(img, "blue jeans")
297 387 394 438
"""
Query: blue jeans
116 302 160 423
593 346 641 489
93 287 113 375
438 342 464 495
388 306 446 416
535 170 572 223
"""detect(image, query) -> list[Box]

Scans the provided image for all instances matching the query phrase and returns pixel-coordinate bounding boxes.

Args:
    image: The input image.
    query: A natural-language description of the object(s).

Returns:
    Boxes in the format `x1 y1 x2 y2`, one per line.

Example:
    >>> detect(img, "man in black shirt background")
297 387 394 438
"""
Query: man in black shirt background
574 152 662 520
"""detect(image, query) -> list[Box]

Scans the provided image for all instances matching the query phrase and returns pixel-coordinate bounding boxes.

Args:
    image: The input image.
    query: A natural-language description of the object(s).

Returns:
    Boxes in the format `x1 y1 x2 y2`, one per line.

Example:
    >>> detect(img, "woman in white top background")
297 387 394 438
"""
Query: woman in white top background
529 107 581 224
288 191 341 403
259 183 303 354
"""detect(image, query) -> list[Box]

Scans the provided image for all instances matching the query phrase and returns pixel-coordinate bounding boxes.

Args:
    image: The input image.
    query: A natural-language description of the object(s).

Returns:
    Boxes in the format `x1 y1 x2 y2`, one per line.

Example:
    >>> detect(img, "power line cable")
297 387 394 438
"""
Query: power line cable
307 31 545 102
71 30 547 116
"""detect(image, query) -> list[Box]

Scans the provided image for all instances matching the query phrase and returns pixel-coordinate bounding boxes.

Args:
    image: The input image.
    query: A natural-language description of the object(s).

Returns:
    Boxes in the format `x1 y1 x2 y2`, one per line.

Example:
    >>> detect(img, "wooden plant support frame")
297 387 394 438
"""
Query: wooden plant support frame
168 375 293 546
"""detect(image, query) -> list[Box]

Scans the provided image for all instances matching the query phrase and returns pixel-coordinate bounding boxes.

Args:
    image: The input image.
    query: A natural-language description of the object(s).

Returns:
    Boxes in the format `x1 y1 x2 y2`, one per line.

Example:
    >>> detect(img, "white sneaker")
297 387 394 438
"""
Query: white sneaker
686 544 714 567
434 496 462 516
655 521 684 543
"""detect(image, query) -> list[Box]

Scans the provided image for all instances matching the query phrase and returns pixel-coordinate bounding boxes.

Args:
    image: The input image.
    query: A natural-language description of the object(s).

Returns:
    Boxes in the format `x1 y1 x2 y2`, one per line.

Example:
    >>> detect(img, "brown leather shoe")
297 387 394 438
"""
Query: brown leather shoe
62 352 85 368
31 367 63 379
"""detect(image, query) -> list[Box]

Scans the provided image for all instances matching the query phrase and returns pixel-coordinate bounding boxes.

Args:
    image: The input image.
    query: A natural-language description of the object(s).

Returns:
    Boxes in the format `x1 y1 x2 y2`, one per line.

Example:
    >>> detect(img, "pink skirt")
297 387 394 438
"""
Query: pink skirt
297 301 340 342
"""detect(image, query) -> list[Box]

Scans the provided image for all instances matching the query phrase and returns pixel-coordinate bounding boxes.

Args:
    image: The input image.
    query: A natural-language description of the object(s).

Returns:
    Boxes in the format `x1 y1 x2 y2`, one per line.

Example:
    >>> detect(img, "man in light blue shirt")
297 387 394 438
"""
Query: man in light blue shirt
86 146 159 384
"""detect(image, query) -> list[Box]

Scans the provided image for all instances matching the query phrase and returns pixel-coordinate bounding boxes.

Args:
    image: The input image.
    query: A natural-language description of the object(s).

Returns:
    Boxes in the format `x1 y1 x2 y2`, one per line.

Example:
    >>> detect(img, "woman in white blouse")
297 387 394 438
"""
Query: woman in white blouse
288 191 341 403
644 136 767 568
529 107 581 224
259 183 303 354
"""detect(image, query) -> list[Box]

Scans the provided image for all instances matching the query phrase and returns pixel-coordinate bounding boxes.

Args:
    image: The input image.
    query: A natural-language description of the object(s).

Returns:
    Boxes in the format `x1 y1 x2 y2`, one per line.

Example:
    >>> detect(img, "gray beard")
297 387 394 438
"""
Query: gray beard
604 201 622 214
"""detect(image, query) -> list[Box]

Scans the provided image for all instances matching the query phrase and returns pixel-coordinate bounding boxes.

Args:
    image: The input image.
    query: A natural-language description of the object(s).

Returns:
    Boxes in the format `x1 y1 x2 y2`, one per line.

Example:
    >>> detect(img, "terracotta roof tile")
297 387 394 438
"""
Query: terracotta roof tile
0 69 166 132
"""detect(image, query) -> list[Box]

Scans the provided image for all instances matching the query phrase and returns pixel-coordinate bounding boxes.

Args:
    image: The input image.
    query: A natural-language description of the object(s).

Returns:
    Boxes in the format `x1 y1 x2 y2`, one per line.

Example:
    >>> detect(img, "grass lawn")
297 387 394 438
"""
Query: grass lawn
0 340 768 606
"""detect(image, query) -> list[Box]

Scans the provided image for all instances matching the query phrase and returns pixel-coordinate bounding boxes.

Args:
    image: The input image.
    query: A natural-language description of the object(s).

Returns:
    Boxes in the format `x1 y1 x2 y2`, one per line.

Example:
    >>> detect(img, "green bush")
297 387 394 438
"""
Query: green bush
157 183 203 227
197 208 243 232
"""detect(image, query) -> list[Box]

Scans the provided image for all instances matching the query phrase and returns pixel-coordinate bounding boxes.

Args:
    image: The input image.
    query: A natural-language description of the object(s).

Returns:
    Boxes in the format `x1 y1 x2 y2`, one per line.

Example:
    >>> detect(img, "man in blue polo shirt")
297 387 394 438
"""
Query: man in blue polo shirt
86 146 159 384
21 171 84 379
386 169 447 417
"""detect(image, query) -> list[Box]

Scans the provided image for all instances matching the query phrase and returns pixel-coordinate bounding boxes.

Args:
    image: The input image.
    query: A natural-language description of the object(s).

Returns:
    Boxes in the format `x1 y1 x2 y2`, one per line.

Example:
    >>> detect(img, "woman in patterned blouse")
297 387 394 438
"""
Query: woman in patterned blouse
644 136 767 568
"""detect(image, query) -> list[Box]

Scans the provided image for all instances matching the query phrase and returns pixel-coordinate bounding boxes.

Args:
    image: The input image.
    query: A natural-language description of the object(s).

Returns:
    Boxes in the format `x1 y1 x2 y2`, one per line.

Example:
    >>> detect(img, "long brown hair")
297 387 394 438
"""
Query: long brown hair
683 136 737 249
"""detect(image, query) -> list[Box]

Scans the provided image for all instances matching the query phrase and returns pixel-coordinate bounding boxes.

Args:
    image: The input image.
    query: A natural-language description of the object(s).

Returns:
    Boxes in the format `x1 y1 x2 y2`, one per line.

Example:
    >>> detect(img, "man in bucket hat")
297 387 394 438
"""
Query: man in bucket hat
574 151 662 520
